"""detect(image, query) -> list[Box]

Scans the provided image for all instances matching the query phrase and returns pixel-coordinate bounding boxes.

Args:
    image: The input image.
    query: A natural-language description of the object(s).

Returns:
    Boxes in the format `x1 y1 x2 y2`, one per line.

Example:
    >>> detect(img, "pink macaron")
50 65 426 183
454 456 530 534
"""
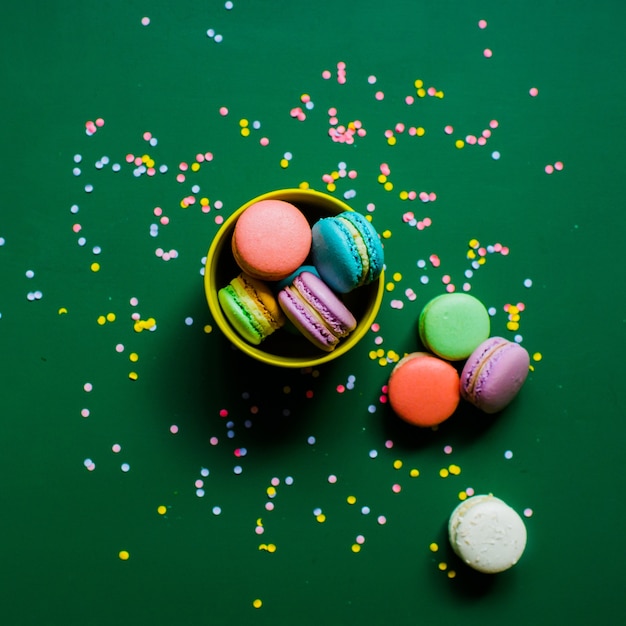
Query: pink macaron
460 337 530 413
278 271 356 352
232 199 312 281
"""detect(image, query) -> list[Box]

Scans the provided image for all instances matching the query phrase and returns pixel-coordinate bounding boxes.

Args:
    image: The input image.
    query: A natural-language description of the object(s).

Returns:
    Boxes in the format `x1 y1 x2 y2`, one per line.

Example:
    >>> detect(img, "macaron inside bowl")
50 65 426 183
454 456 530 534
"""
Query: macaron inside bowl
231 199 312 281
311 210 384 293
460 337 530 413
418 293 490 361
278 271 357 352
387 352 460 427
448 494 528 574
218 273 285 345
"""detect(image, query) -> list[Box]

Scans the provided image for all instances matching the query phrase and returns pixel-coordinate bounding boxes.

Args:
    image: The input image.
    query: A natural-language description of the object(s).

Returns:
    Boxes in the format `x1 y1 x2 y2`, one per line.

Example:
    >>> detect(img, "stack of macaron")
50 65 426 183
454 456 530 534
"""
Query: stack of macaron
388 292 530 427
217 198 384 353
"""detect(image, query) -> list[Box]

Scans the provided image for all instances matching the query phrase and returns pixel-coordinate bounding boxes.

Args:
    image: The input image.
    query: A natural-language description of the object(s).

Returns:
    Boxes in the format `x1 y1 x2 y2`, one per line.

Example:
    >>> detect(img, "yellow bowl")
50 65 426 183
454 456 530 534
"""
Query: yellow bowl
204 188 385 368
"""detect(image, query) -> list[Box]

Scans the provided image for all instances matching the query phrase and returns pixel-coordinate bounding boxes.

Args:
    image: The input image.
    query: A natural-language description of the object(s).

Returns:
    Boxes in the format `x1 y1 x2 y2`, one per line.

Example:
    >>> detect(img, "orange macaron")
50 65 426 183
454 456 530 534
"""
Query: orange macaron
231 199 312 281
387 352 460 427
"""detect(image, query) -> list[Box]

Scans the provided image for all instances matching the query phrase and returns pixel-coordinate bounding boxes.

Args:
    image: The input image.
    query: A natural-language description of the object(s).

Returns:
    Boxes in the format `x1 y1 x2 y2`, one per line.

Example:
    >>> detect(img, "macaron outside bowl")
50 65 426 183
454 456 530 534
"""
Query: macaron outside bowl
205 189 385 368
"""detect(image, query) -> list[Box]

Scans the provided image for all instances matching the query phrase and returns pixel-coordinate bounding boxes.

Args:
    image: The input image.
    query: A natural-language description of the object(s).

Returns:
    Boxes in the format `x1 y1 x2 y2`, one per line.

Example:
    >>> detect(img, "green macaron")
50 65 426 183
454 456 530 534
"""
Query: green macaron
418 293 490 361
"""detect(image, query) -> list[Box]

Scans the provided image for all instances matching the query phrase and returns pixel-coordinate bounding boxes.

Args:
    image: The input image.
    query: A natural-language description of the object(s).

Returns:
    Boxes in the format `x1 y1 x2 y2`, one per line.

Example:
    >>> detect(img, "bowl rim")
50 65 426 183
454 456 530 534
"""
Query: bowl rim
204 188 385 368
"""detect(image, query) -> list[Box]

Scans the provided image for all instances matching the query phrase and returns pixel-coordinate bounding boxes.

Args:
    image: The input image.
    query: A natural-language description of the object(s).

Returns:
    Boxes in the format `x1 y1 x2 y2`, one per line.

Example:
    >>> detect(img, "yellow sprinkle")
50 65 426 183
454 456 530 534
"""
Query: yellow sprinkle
382 230 392 239
180 200 189 208
387 350 400 362
128 371 138 381
191 162 200 172
410 469 420 478
448 464 461 476
252 599 262 609
267 544 277 553
280 158 289 168
377 174 387 184
469 238 479 248
157 505 167 515
369 350 378 360
351 544 361 553
97 315 106 325
146 317 156 327
200 197 209 206
203 324 213 333
347 495 357 505
266 486 276 497
299 181 310 189
383 181 394 191
436 91 445 99
429 542 439 552
376 348 385 358
387 136 397 146
439 468 449 478
326 183 336 192
458 491 468 500
258 544 268 551
392 272 402 281
393 459 403 470
508 305 519 314
331 170 340 180
385 282 395 292
106 312 116 322
146 159 155 169
399 190 408 200
129 352 139 362
316 514 326 523
414 79 424 88
506 321 520 331
529 364 535 372
532 352 543 362
256 518 263 527
417 88 426 98
455 139 465 149
118 550 130 561
141 154 150 163
447 570 456 578
347 122 356 131
438 562 448 571
509 314 521 322
240 128 250 137
90 262 100 272
378 357 388 367
477 257 486 265
416 127 425 136
239 118 249 128
58 307 68 315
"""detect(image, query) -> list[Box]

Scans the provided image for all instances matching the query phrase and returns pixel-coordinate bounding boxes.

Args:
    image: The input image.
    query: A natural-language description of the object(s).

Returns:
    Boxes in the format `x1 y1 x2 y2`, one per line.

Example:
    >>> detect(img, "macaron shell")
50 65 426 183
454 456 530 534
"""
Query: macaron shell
448 495 527 574
461 337 530 413
312 211 384 293
278 272 356 351
218 286 263 345
232 199 312 281
388 352 460 427
419 293 490 361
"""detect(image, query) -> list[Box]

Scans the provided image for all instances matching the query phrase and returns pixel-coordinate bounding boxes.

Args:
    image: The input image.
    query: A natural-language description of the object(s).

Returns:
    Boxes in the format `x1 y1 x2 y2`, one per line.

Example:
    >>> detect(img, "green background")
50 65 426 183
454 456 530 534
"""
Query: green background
1 1 625 624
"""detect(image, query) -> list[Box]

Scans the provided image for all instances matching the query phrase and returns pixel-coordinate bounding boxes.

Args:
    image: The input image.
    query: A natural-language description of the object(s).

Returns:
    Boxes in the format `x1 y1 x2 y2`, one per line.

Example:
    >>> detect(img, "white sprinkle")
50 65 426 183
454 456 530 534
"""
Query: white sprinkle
491 150 501 160
523 278 533 288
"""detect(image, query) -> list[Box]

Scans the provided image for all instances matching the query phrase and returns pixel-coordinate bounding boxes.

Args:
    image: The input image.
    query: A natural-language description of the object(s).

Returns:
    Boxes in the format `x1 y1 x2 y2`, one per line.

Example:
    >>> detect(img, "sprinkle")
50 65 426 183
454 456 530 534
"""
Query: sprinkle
252 599 262 609
478 19 487 29
483 48 493 58
429 542 439 552
492 151 501 160
377 515 387 525
141 17 150 26
532 352 543 362
351 544 361 553
529 87 539 97
118 551 130 561
212 506 222 515
347 495 357 505
504 450 513 459
157 505 167 515
523 508 534 518
121 463 130 472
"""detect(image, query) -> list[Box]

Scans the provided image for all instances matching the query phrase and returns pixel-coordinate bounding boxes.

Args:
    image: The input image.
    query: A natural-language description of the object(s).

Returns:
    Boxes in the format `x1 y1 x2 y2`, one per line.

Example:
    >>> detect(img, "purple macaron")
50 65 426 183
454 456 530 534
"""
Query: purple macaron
460 337 530 413
278 271 357 352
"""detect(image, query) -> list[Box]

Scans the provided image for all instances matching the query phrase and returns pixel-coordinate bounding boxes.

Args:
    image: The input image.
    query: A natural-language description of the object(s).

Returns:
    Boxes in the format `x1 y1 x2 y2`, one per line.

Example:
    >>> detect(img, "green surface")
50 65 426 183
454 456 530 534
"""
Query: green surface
1 1 625 625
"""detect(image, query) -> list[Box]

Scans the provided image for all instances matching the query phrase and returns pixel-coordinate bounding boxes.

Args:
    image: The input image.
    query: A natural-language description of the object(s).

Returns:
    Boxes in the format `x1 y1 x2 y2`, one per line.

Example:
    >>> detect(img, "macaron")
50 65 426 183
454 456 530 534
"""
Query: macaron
232 199 312 281
448 494 528 574
218 273 285 345
387 352 460 427
418 293 490 361
460 337 530 413
311 210 384 293
278 271 357 352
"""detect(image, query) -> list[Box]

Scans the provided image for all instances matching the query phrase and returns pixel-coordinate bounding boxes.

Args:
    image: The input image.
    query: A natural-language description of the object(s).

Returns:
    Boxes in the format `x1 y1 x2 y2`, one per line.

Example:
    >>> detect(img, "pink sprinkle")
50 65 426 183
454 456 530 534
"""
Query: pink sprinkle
419 191 429 202
348 170 357 179
427 87 436 96
255 526 264 535
322 69 331 80
501 247 510 255
176 174 186 183
179 162 188 171
377 515 387 525
125 154 135 163
529 87 539 97
170 425 179 434
408 191 417 200
545 164 554 174
429 254 440 267
428 192 436 202
215 216 224 225
384 129 393 138
442 275 451 285
478 19 487 29
405 96 415 105
444 125 454 134
357 128 366 137
134 156 143 166
72 223 81 233
219 106 229 116
356 535 365 545
523 508 534 518
301 94 311 103
466 487 475 496
141 17 150 26
466 134 477 145
328 475 337 484
392 484 401 493
446 284 456 293
489 119 499 129
477 137 487 146
160 216 169 225
130 297 139 306
115 344 124 352
337 61 346 70
143 131 152 141
482 129 492 139
210 436 219 445
444 445 453 454
271 477 280 487
153 207 163 216
205 152 214 161
395 123 405 133
328 107 337 116
81 408 90 418
337 75 346 85
336 384 345 393
371 323 380 332
385 440 393 449
483 48 493 58
408 127 416 136
112 443 121 453
380 163 391 176
265 502 274 511
375 91 384 101
260 137 269 146
95 118 105 127
368 75 377 84
554 161 564 171
493 243 503 252
84 382 93 392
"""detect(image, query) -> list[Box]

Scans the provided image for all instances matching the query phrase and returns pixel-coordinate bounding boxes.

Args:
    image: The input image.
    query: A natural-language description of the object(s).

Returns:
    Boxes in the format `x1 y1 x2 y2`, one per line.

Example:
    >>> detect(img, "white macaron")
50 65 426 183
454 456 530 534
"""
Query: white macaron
448 494 527 574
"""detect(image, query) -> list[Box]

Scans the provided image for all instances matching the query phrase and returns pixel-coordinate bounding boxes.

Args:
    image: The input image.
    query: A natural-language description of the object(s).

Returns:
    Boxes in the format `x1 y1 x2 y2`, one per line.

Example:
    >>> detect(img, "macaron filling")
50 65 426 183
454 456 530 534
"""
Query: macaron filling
335 216 370 286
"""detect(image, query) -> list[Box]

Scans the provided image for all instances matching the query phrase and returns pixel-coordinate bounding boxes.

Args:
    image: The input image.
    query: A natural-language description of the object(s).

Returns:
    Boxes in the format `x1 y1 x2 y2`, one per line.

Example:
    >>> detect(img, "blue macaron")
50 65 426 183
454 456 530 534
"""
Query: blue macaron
311 211 384 293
